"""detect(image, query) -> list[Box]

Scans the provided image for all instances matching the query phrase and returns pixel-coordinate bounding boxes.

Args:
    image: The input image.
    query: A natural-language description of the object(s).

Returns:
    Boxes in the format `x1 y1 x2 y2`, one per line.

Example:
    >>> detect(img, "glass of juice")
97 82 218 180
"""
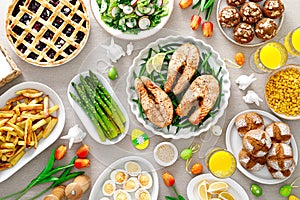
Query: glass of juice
206 148 236 178
250 41 288 73
284 27 300 57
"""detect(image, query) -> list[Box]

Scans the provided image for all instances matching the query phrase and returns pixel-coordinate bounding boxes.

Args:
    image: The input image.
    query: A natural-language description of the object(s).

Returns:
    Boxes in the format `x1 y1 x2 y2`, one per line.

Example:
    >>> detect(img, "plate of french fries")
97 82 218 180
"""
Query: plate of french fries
0 82 65 182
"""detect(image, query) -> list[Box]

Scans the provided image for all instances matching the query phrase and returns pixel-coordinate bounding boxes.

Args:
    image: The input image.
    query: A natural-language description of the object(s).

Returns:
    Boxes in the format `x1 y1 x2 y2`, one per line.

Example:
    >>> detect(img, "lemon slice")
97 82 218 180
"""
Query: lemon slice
146 57 154 74
198 180 210 200
152 53 166 72
207 181 229 194
218 191 235 200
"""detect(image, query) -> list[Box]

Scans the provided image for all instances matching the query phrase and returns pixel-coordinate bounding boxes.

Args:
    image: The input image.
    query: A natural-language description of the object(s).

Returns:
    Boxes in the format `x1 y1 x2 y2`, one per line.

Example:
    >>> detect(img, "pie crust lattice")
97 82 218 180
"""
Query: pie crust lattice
6 0 90 67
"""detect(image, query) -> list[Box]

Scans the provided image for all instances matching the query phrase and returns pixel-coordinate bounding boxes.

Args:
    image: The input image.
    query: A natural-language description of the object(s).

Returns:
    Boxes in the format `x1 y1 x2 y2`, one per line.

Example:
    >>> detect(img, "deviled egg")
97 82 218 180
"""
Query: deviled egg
99 197 110 200
135 188 151 200
113 189 132 200
110 169 128 185
102 180 116 196
124 161 142 176
123 177 140 192
138 171 153 189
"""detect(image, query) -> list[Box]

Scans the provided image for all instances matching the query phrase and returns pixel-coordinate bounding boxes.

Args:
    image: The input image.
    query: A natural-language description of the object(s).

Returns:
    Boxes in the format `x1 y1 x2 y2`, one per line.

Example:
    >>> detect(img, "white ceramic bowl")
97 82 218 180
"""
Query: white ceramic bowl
153 142 178 167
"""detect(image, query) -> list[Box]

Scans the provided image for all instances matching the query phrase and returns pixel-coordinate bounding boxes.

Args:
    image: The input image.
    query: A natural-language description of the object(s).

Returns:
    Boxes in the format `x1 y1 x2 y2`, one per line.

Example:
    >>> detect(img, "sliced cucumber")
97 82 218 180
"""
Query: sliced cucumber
123 5 134 14
137 6 152 14
126 18 137 28
100 0 108 13
111 6 120 18
138 16 150 30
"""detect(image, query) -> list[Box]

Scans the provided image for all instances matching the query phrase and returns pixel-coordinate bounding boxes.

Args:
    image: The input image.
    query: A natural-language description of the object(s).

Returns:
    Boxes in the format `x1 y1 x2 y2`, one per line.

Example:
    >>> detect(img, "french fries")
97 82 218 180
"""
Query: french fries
0 88 59 170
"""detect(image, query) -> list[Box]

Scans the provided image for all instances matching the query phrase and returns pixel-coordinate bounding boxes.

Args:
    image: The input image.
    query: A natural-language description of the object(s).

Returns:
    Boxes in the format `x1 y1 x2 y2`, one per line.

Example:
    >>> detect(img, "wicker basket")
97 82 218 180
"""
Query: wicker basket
0 43 21 88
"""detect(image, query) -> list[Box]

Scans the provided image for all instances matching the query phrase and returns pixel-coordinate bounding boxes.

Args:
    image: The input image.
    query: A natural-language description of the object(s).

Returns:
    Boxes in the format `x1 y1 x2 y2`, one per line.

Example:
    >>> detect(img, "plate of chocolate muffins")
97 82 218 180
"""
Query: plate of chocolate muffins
217 0 285 47
225 109 298 184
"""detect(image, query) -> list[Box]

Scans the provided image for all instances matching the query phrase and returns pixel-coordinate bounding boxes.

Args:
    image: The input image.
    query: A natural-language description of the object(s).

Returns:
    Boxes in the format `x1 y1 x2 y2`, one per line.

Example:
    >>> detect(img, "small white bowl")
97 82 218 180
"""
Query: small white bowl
153 142 178 167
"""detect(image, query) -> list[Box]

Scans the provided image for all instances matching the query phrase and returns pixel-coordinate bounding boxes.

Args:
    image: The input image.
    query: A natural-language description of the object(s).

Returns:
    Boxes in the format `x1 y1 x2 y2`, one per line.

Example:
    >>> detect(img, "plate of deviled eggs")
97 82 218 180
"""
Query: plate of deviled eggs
89 156 159 200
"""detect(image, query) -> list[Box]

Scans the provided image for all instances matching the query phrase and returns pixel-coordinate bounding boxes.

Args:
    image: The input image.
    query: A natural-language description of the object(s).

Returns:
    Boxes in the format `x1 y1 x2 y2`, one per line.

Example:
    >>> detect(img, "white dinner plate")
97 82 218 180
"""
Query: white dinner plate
0 82 65 183
90 0 174 40
89 156 159 200
187 173 249 200
216 0 284 47
225 109 298 184
67 71 129 145
126 35 231 139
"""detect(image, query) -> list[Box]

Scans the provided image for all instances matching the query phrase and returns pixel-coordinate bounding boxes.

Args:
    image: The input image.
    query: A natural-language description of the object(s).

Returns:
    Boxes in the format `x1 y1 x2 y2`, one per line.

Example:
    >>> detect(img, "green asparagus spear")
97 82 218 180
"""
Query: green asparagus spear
96 88 125 133
89 70 126 123
69 91 106 141
80 76 120 139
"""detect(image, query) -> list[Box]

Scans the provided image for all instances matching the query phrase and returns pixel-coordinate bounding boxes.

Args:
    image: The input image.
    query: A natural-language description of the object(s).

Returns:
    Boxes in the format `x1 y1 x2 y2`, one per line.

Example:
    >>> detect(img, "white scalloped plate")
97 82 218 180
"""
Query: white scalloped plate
89 156 159 200
90 0 174 40
187 174 249 200
126 35 231 139
67 71 129 145
226 109 298 184
0 82 65 183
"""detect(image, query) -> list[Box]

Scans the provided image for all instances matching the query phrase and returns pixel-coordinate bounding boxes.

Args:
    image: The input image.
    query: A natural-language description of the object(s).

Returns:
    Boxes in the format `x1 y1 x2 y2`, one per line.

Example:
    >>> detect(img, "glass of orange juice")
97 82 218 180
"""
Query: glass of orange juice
206 148 236 178
250 41 288 73
284 27 300 57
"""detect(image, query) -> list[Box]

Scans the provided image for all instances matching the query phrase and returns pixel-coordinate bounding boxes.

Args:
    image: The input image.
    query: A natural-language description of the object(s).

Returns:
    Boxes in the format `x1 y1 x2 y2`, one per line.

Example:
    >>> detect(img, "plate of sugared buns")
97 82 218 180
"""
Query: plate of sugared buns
226 110 298 184
217 0 284 47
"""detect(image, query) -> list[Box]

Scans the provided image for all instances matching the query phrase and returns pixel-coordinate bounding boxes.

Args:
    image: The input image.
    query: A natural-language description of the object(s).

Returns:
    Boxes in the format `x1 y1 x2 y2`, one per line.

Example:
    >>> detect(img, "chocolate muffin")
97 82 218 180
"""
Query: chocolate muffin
239 149 266 171
240 2 263 24
255 18 278 40
233 23 255 44
226 0 245 7
219 6 241 28
263 0 285 19
242 129 272 157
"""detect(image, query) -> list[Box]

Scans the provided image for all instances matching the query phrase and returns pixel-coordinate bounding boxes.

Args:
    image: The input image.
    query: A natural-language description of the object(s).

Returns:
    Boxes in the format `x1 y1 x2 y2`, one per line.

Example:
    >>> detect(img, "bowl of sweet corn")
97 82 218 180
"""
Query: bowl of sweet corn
265 64 300 120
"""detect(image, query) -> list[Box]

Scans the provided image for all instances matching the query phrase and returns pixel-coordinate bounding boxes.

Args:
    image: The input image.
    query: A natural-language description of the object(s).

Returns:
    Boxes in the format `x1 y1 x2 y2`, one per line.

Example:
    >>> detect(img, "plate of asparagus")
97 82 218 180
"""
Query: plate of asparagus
67 70 129 144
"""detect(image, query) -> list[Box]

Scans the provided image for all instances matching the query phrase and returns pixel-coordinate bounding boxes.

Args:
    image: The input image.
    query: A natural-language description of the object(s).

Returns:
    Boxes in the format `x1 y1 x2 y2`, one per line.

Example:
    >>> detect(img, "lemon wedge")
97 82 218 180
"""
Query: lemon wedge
146 57 154 74
152 53 166 72
208 181 229 194
198 180 210 200
218 191 235 200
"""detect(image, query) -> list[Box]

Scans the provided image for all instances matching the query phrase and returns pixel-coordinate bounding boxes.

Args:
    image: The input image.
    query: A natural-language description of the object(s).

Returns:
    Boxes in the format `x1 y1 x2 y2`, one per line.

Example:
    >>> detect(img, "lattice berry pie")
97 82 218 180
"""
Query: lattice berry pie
6 0 90 67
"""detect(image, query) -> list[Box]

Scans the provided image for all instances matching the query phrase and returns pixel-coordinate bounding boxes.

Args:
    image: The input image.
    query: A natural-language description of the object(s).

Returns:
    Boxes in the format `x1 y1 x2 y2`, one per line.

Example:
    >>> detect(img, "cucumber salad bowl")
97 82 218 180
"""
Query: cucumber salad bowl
90 0 174 40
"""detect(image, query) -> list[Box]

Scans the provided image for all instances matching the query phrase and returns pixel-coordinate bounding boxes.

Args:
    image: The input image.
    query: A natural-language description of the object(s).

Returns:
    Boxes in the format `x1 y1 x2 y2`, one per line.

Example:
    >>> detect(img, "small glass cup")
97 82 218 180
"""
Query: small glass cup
206 148 236 178
250 41 288 73
284 27 300 57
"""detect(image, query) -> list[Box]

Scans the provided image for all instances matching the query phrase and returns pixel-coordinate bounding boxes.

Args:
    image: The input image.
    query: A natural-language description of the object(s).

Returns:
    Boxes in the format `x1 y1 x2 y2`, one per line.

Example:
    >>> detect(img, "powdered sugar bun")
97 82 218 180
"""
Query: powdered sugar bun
265 122 292 144
235 112 264 137
266 143 294 171
242 129 272 157
239 149 266 171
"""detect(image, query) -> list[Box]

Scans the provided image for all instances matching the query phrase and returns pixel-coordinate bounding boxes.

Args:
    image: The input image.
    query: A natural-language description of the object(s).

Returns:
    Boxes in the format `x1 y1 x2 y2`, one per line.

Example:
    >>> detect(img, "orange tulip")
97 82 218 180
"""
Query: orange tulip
190 15 201 31
202 21 213 37
179 0 192 9
162 172 175 187
55 145 67 160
